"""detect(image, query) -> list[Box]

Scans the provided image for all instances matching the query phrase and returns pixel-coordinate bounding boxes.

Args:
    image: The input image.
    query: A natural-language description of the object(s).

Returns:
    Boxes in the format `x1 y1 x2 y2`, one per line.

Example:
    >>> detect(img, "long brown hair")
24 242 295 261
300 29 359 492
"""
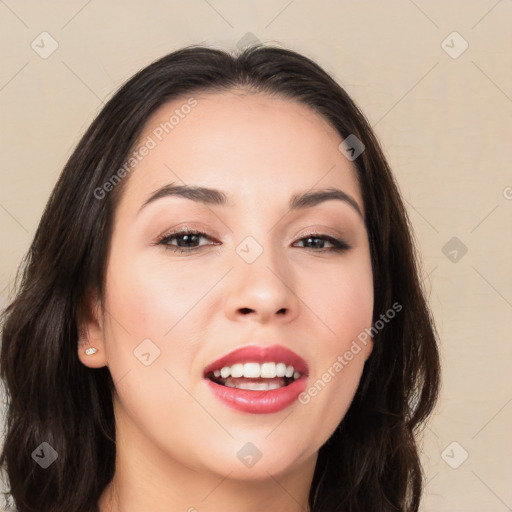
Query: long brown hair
1 44 440 512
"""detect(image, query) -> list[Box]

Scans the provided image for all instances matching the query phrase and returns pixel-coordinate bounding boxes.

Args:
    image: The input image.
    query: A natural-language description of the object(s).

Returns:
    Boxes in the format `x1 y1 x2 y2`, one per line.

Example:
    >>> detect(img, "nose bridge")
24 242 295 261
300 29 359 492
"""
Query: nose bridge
236 230 289 293
224 228 298 322
229 200 281 274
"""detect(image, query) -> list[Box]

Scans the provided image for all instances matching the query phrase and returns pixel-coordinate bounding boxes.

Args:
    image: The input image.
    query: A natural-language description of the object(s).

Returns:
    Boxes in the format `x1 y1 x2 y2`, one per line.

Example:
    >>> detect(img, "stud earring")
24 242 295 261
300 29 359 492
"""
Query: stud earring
85 347 98 355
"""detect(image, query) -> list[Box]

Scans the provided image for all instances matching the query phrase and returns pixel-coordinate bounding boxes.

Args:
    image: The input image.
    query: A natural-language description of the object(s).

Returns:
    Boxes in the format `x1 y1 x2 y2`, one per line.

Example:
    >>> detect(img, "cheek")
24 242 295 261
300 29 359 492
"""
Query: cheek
100 259 208 447
104 249 211 340
101 249 215 396
308 253 374 341
293 253 373 439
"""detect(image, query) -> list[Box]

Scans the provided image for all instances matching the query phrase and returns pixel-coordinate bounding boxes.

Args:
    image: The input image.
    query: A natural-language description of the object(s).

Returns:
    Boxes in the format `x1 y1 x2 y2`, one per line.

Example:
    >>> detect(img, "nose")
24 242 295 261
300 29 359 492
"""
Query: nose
223 247 300 324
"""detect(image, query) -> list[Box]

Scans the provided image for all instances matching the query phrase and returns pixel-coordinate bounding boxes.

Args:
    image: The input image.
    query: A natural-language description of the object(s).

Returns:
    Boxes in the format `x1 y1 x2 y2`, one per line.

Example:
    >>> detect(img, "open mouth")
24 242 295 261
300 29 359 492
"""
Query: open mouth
205 362 302 391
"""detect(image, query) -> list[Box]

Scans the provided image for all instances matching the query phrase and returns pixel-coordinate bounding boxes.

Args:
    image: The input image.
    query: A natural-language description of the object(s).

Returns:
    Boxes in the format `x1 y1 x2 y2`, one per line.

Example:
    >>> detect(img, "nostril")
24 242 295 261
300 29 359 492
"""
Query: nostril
239 308 253 314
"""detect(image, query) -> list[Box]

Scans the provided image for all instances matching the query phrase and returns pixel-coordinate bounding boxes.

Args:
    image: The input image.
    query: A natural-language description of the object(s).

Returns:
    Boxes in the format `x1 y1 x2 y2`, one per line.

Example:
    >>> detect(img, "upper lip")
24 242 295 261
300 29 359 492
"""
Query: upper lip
203 344 309 377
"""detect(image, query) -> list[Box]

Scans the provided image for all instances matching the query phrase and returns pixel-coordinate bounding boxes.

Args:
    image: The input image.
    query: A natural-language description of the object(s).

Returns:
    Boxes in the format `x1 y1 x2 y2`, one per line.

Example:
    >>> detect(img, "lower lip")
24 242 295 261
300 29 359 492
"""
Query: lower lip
204 377 308 414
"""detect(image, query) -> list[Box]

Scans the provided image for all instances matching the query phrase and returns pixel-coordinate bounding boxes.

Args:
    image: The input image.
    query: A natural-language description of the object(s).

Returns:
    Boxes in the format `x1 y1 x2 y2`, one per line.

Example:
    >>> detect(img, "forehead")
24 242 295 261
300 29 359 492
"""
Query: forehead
120 90 362 212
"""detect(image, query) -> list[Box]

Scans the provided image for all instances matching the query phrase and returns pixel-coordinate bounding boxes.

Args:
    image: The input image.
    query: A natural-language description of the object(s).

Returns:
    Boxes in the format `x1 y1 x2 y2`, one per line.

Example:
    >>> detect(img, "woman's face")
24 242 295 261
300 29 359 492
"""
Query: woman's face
81 91 373 483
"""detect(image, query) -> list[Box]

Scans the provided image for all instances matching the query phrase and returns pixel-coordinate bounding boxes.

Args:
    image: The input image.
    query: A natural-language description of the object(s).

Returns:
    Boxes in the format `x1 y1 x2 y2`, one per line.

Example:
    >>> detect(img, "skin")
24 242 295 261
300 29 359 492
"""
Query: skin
78 90 374 512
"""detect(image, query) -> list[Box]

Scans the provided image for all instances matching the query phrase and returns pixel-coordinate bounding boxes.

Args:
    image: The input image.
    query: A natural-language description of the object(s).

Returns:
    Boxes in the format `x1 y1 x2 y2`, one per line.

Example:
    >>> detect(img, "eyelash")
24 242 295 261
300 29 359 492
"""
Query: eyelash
155 228 351 254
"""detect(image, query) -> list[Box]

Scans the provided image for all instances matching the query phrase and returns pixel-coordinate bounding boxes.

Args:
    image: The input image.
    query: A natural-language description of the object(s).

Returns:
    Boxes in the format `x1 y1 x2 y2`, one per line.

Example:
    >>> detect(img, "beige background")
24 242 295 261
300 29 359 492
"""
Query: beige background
1 1 511 511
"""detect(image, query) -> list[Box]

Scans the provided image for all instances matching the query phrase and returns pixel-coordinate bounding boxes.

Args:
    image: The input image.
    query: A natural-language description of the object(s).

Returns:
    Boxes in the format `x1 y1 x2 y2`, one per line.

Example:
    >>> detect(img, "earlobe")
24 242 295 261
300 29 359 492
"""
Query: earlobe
77 296 108 368
78 342 106 368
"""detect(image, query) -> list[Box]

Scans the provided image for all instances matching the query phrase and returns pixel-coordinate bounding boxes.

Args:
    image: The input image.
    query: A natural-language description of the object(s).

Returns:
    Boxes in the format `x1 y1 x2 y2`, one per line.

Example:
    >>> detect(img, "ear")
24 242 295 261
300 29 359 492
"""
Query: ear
77 292 108 368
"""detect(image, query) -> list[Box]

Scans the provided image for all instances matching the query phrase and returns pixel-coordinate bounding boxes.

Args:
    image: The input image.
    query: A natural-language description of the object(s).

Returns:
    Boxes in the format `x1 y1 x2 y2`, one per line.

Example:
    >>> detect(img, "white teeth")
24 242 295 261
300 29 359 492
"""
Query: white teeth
210 362 302 380
243 362 261 378
223 378 287 391
260 362 276 378
237 381 269 391
230 363 244 378
276 362 286 377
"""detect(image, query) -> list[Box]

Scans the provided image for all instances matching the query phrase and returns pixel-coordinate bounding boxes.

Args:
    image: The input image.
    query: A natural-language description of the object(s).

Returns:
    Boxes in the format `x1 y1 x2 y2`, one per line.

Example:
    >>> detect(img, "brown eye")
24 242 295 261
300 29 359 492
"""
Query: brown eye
293 234 351 253
157 230 216 253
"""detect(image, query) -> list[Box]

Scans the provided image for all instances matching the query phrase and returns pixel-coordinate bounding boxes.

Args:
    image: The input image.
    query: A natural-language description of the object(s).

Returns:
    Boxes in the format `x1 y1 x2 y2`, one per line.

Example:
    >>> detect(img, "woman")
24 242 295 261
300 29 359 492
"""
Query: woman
1 44 440 512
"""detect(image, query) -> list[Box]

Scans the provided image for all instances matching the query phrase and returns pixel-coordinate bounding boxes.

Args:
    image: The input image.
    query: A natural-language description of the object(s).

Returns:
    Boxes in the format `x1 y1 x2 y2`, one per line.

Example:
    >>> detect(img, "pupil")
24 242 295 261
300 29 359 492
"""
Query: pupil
307 237 322 248
179 234 198 247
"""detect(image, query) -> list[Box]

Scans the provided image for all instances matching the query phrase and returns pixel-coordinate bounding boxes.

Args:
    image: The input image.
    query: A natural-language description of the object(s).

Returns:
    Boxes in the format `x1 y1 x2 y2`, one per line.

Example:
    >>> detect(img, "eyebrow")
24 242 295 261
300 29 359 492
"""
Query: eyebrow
139 183 363 218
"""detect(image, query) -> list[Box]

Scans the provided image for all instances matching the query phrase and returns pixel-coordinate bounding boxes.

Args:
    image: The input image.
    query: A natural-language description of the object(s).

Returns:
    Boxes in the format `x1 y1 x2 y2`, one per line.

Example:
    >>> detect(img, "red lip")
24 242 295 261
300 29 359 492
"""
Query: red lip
204 377 308 414
203 344 309 376
203 344 309 414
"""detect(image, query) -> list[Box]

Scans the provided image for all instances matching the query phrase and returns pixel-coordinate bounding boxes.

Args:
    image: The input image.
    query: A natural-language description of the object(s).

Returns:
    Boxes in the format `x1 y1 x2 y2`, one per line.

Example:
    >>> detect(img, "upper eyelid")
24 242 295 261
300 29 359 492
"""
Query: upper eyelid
159 228 213 238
